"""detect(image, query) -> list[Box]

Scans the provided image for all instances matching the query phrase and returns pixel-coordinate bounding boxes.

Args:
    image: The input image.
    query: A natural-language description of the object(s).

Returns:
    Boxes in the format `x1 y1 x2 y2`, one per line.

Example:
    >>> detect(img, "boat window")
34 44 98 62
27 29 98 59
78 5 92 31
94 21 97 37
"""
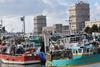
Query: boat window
78 49 82 53
23 45 25 48
28 44 30 46
30 44 33 47
2 47 7 53
87 49 89 53
73 50 76 54
76 50 78 54
25 45 26 48
27 44 29 47
90 49 92 52
83 49 87 53
83 48 90 53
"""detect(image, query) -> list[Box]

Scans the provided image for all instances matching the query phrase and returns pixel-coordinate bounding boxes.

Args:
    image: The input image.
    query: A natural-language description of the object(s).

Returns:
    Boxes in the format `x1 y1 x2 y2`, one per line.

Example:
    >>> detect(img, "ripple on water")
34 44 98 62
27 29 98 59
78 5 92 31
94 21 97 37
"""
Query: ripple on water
0 63 41 67
73 63 100 67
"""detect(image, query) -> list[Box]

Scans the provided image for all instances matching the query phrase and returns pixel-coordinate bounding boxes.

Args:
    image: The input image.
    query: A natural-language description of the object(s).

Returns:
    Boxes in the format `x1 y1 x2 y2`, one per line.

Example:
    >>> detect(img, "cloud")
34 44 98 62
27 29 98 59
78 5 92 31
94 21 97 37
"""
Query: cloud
0 0 15 3
41 0 70 7
0 0 46 16
0 0 99 33
25 16 33 33
42 8 68 26
3 16 22 32
0 0 70 32
95 2 100 14
57 0 68 6
42 0 52 5
41 0 75 6
91 2 100 20
3 16 33 33
41 0 59 8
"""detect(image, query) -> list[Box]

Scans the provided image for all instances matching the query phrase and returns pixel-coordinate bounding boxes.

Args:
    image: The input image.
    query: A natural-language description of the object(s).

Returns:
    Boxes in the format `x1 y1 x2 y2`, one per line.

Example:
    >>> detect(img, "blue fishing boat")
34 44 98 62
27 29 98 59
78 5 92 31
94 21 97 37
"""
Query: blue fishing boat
46 42 100 67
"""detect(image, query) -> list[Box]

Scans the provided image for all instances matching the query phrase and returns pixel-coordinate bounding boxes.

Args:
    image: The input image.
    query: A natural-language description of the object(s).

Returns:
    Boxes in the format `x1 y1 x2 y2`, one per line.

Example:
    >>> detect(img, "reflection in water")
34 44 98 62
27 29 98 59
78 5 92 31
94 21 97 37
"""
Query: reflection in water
1 63 100 67
1 63 41 67
72 63 100 67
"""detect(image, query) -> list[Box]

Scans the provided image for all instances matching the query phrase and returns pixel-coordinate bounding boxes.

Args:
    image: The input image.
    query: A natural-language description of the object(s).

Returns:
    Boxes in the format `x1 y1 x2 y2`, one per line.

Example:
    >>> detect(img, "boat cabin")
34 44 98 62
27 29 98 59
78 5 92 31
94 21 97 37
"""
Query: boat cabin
71 43 96 56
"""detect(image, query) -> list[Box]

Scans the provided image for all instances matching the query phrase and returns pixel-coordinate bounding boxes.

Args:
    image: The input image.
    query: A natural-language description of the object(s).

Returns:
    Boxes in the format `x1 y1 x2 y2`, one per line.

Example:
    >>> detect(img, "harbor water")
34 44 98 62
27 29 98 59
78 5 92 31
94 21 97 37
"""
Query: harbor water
0 62 100 67
0 63 42 67
78 63 100 67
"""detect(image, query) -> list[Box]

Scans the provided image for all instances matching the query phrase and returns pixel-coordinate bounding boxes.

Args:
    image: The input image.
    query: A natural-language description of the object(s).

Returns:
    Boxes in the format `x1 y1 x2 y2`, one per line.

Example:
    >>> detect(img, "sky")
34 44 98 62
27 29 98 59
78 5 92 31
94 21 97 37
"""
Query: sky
0 0 100 33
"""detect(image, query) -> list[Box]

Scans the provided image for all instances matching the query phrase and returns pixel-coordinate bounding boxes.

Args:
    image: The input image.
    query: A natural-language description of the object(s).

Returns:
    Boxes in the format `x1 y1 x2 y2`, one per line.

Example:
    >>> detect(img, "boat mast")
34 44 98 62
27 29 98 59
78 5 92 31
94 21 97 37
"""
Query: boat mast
23 16 25 34
21 16 25 35
0 19 3 26
0 19 3 40
43 31 50 53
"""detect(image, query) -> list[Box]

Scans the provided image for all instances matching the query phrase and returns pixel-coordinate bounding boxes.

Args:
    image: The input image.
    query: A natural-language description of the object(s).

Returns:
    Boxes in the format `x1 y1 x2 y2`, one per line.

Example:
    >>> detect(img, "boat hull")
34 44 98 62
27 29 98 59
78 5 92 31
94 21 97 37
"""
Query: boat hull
1 59 40 65
47 54 100 66
0 54 41 65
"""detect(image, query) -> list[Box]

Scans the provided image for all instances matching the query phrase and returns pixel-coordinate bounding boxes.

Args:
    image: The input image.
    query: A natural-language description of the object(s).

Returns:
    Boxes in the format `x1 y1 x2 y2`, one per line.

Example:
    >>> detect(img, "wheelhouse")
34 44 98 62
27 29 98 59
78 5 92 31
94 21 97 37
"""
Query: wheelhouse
71 43 96 56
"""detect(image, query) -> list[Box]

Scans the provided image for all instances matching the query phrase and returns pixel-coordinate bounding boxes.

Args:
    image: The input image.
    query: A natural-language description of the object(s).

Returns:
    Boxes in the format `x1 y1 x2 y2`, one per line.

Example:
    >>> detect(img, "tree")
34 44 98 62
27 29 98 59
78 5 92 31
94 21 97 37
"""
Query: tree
84 26 92 34
91 24 98 32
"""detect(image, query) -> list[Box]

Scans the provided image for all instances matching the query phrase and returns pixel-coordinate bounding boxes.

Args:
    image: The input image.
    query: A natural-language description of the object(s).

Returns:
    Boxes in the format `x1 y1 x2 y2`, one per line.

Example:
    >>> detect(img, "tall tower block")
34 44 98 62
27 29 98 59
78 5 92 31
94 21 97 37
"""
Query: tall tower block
69 1 90 34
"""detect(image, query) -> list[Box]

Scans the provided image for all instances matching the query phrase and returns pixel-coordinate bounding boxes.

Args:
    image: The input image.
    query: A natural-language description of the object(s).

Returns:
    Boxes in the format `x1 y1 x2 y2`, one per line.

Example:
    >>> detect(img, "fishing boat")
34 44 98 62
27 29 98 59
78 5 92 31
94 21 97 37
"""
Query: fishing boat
0 36 46 65
46 41 100 66
0 17 46 65
45 33 100 67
